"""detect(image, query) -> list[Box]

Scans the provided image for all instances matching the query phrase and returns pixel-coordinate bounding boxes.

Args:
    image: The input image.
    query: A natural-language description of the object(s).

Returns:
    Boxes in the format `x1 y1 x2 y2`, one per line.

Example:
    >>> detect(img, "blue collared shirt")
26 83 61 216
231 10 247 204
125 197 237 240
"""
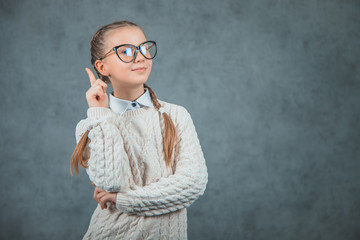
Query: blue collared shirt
109 87 154 115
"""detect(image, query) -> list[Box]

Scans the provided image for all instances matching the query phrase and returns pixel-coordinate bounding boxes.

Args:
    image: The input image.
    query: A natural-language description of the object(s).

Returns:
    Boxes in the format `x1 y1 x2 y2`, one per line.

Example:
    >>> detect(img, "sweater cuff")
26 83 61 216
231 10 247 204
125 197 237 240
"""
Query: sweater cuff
116 192 133 212
87 107 112 120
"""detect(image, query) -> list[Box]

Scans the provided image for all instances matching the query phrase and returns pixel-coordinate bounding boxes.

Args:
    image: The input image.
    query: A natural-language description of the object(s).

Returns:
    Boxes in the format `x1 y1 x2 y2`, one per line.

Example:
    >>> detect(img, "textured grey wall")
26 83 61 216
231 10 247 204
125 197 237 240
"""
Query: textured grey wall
1 0 359 239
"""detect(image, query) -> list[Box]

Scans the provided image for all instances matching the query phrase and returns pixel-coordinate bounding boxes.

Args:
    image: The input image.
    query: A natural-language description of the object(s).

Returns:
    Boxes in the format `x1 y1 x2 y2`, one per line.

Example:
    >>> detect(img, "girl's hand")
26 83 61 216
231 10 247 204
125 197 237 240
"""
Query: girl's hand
91 182 116 210
85 68 109 108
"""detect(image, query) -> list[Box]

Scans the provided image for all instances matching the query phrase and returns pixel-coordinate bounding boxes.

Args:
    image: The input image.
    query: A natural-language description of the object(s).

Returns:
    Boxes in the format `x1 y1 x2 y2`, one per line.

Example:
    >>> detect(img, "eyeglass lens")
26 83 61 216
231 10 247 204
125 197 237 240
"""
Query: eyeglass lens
116 42 156 62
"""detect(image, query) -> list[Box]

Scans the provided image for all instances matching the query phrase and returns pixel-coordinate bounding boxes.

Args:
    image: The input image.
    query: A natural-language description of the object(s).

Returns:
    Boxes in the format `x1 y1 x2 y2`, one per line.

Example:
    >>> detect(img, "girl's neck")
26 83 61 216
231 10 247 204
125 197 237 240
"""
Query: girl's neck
112 85 145 101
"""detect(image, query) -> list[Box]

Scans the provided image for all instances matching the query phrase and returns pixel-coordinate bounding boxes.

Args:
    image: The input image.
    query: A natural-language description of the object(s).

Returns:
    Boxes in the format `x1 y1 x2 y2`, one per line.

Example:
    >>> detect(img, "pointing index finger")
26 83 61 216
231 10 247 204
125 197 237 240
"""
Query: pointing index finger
85 67 96 86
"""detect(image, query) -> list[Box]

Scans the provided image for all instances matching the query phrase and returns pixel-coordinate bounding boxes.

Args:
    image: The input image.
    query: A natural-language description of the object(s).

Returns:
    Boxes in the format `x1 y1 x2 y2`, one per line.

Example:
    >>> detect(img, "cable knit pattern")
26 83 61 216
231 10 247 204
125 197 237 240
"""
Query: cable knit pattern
75 99 208 240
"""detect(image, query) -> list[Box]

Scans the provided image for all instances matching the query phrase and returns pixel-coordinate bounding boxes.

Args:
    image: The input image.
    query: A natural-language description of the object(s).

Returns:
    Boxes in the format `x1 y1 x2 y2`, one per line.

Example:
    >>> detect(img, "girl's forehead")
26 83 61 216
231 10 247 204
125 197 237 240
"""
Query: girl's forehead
105 27 147 47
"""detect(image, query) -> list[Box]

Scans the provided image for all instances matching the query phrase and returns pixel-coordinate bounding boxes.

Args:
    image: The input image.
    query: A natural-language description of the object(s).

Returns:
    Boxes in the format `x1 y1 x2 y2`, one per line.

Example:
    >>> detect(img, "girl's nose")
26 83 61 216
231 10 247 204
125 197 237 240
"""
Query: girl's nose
134 49 146 63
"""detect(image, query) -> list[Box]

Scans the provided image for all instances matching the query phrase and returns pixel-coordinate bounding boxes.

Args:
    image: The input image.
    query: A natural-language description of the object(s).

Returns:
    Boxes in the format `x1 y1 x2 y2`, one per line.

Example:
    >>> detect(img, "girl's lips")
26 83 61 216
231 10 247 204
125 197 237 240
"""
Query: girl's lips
132 67 146 71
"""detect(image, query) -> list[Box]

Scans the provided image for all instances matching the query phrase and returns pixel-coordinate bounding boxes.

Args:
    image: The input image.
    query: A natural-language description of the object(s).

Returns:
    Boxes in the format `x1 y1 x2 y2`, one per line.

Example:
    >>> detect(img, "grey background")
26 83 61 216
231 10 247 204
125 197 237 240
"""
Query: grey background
1 0 359 239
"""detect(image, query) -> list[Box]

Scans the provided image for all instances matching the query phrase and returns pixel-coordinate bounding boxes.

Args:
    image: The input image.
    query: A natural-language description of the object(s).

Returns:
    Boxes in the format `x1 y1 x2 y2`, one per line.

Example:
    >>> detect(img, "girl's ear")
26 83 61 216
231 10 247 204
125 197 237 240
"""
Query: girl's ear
94 60 110 77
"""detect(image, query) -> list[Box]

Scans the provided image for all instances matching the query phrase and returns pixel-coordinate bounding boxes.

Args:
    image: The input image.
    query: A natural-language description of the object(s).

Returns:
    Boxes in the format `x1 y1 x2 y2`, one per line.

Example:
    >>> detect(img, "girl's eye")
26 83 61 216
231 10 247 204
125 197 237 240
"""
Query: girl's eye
125 48 133 56
119 48 133 56
140 45 147 54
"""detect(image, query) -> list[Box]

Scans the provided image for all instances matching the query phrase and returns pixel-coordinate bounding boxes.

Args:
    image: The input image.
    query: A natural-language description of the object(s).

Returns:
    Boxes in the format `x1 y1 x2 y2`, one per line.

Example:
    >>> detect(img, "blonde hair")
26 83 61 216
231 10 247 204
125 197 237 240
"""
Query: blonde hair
70 21 177 176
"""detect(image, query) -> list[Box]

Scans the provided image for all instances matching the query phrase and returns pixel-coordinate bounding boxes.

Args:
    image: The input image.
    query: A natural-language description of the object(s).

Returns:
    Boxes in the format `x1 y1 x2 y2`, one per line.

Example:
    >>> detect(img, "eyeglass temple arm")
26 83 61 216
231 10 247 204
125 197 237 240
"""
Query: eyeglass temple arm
99 48 114 60
148 43 155 50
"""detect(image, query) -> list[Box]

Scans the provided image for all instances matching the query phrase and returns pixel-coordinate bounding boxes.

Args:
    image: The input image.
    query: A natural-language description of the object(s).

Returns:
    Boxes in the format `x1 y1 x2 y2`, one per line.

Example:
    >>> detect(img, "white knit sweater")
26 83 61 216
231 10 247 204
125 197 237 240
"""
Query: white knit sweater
75 99 208 240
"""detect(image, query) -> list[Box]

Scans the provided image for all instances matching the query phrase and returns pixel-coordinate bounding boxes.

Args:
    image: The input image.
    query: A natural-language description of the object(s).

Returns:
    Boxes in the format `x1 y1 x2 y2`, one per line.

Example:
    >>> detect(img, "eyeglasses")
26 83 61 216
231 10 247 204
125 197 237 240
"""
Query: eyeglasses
99 41 157 63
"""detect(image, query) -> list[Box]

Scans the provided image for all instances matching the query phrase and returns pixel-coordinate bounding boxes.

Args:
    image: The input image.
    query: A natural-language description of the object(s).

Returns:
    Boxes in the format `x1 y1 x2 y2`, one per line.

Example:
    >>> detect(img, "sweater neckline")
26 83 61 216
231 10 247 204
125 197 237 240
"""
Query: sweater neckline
116 98 163 118
119 106 154 118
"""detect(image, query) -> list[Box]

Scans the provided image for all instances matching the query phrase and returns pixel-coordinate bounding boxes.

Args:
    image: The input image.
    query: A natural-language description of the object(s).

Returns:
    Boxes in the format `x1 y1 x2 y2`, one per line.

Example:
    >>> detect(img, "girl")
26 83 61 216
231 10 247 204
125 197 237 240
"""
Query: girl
71 20 208 240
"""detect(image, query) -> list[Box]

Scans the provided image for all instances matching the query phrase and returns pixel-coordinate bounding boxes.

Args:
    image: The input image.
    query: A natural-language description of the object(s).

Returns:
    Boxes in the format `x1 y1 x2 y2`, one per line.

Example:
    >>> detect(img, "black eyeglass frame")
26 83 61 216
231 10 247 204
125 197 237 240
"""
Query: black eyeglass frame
99 40 157 63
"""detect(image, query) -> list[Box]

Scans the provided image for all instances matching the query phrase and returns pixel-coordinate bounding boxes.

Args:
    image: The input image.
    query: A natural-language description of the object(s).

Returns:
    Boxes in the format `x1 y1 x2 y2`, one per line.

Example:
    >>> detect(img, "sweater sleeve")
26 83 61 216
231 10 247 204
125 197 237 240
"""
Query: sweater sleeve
115 106 208 216
75 107 132 193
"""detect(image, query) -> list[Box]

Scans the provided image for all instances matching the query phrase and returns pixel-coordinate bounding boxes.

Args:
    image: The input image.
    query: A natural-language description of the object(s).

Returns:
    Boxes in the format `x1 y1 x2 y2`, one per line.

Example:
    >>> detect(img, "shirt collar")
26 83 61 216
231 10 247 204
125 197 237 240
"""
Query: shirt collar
109 87 154 115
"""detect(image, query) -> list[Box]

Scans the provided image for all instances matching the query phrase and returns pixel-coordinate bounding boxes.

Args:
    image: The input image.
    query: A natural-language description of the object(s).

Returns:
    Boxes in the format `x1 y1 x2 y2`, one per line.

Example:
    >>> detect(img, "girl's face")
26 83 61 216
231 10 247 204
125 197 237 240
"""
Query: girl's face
101 26 152 88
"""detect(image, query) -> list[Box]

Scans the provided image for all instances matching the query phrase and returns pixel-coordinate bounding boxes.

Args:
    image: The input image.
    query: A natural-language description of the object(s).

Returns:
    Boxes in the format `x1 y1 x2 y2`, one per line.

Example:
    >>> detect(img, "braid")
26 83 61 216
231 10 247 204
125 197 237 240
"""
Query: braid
144 83 161 109
144 83 177 168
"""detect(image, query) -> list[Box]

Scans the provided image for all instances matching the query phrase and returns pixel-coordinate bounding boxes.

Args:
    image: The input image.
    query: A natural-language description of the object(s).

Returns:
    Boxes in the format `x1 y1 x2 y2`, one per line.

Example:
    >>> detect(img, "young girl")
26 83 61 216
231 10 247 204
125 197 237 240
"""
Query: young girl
71 20 208 240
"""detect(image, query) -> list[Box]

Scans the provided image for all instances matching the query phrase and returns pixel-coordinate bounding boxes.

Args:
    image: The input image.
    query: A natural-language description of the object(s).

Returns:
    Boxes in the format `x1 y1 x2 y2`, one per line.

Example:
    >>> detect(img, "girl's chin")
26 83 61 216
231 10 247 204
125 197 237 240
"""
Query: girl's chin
132 75 150 83
121 78 149 87
112 75 149 84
